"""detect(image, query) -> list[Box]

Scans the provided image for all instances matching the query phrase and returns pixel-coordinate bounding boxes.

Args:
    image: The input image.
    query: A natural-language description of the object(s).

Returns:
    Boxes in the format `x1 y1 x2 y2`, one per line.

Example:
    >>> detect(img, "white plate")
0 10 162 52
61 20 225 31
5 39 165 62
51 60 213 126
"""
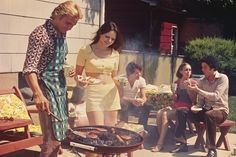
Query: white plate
191 107 203 111
76 75 102 85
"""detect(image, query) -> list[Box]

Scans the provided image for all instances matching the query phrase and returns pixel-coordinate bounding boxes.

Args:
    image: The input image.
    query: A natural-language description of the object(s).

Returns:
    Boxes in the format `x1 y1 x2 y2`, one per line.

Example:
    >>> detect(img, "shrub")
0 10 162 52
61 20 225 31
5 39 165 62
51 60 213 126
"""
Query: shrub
184 37 236 95
229 96 236 133
184 37 236 73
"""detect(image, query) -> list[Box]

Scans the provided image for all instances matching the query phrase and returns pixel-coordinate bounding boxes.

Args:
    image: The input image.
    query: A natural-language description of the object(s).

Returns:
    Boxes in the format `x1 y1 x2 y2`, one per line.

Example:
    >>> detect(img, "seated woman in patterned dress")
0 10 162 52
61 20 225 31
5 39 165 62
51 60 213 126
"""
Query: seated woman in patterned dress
151 62 197 152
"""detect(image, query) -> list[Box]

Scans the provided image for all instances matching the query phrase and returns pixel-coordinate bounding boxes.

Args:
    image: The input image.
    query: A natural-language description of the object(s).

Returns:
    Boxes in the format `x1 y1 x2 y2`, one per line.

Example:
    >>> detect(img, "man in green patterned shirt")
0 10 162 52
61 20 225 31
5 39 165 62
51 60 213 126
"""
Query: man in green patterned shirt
22 1 82 157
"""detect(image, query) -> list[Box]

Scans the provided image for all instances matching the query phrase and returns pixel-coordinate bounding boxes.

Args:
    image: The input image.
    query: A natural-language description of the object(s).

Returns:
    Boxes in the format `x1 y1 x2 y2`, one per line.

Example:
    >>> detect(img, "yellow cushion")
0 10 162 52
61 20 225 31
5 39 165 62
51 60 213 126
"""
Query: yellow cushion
0 94 42 134
0 94 30 120
16 124 42 135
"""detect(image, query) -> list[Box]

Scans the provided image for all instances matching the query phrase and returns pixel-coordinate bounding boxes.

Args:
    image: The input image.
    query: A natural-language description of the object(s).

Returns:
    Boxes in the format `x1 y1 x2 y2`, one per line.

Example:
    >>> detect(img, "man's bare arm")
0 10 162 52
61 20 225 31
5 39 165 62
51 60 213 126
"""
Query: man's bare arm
25 73 50 113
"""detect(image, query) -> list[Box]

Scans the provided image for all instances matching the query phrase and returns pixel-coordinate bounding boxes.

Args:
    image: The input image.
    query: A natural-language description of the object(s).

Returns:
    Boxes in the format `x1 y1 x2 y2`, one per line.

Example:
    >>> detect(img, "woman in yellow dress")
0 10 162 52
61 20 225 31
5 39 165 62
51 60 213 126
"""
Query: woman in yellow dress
75 21 123 157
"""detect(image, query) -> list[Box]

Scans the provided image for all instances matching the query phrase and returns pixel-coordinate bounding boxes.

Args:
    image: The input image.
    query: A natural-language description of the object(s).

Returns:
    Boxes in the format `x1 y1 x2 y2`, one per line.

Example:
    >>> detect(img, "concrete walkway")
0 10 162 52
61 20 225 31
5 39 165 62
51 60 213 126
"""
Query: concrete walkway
2 111 236 157
2 125 236 157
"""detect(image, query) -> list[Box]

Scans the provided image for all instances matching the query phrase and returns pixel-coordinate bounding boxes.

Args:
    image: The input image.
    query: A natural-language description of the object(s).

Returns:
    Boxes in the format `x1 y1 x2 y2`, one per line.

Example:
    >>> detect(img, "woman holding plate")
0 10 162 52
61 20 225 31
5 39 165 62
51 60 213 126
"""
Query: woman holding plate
75 21 123 157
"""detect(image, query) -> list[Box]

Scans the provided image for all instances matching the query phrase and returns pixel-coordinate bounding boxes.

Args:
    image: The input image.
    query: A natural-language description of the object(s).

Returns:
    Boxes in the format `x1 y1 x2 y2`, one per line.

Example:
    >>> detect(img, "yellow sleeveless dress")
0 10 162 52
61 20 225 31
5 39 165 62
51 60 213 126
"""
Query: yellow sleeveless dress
76 45 120 112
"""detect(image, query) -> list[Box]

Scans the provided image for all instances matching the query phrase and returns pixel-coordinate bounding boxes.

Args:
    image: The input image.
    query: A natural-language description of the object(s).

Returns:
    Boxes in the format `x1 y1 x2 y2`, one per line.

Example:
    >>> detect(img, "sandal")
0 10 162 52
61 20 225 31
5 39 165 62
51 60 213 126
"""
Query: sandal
170 143 188 153
58 146 63 155
151 144 163 152
175 137 186 144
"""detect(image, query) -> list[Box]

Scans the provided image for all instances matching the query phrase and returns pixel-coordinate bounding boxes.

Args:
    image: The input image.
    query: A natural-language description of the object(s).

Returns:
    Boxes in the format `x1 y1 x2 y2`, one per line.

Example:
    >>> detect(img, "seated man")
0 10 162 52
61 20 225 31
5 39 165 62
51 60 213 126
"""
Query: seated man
68 86 89 128
172 56 229 157
119 62 151 129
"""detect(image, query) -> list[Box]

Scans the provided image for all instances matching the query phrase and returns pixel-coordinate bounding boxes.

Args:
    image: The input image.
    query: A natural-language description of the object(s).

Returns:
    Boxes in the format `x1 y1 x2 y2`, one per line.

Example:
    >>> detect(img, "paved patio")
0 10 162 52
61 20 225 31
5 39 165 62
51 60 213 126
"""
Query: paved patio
2 122 236 157
1 109 236 157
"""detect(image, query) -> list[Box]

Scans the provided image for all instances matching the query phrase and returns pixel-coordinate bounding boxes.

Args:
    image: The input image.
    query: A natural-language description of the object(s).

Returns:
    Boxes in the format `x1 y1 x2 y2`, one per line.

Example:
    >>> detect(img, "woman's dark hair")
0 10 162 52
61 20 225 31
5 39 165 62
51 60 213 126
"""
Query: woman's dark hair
200 56 219 71
126 62 142 76
90 21 123 50
176 62 191 79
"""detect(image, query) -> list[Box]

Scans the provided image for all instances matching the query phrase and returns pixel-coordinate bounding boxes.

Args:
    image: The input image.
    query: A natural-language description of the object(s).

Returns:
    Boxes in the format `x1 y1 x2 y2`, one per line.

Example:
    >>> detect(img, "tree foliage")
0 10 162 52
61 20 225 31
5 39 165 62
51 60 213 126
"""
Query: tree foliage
201 0 235 7
184 37 236 73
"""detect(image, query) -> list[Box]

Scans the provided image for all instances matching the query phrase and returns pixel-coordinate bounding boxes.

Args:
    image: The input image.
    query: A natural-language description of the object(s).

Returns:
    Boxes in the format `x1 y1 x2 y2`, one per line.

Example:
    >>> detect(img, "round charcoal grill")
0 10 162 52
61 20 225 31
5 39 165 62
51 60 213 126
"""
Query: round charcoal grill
66 125 143 156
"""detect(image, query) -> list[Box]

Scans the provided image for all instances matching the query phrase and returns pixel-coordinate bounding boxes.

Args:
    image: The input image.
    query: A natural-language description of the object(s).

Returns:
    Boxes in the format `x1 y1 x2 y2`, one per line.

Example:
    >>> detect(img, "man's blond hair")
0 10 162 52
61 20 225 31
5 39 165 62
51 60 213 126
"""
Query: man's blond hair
50 1 83 20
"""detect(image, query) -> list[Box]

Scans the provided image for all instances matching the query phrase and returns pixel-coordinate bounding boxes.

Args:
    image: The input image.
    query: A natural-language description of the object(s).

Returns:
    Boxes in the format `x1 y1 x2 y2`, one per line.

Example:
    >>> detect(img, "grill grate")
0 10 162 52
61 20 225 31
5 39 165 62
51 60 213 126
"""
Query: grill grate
66 125 143 154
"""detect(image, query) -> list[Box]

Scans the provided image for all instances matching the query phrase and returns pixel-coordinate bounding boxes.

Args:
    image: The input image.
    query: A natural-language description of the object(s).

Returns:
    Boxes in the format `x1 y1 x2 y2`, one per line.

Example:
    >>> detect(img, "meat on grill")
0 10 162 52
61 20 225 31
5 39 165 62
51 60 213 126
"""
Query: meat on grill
66 126 142 147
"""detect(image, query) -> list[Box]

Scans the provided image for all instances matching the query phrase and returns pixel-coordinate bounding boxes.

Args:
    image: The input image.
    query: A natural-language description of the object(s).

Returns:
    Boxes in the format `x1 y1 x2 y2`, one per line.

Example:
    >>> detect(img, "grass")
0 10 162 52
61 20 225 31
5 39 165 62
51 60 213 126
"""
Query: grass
228 96 236 133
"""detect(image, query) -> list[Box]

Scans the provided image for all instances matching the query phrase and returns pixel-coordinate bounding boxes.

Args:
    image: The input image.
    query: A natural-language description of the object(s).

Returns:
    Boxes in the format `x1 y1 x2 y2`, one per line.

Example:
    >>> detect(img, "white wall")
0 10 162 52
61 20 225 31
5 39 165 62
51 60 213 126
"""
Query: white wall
0 0 101 73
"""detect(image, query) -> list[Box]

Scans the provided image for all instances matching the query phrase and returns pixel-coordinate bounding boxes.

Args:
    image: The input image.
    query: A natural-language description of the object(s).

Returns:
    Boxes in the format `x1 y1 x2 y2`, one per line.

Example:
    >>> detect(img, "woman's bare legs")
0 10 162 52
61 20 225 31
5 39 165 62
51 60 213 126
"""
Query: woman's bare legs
158 111 169 144
152 110 169 152
87 111 104 125
86 111 104 157
85 111 118 157
151 109 164 152
156 109 164 133
104 111 118 126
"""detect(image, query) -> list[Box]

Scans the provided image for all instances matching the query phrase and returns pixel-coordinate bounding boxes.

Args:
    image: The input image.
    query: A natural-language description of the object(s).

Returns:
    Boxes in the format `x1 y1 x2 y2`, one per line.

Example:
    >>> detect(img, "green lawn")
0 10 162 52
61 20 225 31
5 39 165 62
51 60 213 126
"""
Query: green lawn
228 96 236 133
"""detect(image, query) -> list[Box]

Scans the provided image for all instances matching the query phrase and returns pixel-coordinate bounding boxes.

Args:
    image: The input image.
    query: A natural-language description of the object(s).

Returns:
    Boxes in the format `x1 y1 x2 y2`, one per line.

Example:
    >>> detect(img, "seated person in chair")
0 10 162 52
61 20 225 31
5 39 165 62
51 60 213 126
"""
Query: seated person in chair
68 86 89 128
172 56 229 157
119 62 151 129
151 62 197 152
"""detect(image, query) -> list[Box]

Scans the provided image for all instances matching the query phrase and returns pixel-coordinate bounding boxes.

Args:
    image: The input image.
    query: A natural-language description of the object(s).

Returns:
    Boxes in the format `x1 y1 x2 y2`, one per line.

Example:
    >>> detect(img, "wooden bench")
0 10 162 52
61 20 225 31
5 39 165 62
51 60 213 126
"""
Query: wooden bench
149 110 195 134
194 121 207 152
194 119 235 152
216 120 235 150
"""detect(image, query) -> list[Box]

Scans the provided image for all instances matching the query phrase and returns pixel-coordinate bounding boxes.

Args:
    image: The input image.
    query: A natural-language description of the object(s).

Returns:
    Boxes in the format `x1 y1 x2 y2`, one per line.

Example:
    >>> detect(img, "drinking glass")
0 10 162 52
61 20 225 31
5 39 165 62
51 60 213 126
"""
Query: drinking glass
171 83 177 93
